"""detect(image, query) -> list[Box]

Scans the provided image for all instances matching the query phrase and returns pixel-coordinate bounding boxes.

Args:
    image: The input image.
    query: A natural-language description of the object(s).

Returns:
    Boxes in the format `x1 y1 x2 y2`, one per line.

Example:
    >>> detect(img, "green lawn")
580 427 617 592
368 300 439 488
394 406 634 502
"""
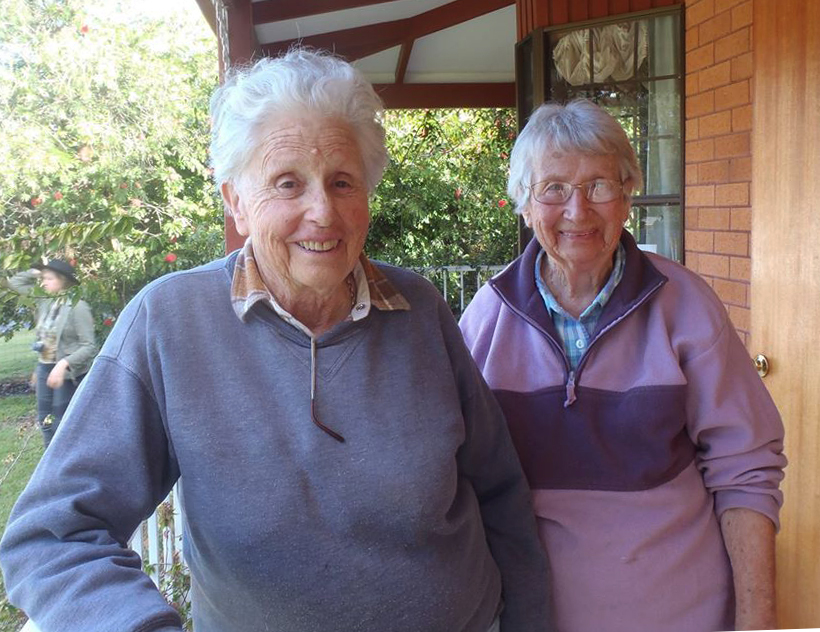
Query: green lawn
0 331 36 384
0 393 39 631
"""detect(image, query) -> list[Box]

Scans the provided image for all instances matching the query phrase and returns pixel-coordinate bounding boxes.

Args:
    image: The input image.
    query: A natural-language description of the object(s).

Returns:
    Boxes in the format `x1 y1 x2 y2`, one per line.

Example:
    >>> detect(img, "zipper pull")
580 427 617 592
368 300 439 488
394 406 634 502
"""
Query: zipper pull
564 370 577 408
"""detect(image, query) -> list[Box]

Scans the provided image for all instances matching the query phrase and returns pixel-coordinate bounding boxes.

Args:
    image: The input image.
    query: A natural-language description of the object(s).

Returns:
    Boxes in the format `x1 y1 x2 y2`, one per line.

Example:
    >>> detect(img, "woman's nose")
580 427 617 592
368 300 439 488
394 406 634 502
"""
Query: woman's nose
562 187 589 219
304 186 336 226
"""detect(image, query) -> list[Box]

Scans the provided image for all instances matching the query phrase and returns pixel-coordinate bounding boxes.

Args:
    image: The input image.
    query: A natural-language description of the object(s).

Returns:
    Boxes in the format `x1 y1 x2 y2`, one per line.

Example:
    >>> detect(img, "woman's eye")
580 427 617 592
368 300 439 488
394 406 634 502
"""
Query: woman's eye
545 182 565 192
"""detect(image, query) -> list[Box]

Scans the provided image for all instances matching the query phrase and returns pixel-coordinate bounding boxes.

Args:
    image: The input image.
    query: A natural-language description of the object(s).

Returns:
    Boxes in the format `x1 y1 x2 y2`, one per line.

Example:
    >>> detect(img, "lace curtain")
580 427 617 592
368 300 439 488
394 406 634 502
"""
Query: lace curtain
552 22 649 86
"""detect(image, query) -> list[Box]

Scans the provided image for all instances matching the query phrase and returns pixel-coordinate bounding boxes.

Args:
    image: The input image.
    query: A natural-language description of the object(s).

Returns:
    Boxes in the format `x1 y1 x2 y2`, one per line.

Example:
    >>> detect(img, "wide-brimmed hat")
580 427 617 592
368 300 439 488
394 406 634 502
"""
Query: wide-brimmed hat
35 259 79 286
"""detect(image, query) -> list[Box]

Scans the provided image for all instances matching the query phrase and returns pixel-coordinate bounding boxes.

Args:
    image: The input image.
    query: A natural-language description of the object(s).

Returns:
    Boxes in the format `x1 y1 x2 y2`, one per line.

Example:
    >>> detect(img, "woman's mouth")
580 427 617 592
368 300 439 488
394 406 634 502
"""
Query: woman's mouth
297 240 340 252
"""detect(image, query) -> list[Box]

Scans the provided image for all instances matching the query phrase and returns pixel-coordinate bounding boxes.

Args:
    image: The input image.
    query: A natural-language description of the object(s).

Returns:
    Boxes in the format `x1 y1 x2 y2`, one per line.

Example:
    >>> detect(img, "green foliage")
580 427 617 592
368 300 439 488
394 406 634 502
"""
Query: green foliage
0 395 40 631
0 0 223 340
368 108 518 267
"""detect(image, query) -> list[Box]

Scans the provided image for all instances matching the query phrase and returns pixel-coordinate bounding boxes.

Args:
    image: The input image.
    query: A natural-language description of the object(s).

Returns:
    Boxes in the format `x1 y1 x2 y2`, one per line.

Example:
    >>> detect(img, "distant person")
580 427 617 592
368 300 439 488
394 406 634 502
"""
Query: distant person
0 49 551 632
6 259 96 447
459 100 786 631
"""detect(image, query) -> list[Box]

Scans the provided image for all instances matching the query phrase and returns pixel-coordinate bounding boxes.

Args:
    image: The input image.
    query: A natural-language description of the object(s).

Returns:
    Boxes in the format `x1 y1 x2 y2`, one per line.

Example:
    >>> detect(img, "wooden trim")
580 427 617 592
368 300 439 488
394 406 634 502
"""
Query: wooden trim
261 0 513 62
194 0 217 35
373 82 516 109
395 40 414 84
252 0 393 24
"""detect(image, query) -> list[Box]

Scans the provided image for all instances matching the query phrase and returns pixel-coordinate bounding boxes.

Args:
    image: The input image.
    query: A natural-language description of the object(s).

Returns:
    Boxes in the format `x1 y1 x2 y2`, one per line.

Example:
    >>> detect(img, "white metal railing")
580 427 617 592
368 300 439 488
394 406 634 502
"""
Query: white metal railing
415 264 506 316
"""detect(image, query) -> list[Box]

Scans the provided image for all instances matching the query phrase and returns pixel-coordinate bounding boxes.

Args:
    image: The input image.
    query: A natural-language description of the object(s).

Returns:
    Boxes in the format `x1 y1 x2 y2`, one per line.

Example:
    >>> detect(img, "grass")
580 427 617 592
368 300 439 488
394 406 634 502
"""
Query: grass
0 331 35 384
0 393 40 632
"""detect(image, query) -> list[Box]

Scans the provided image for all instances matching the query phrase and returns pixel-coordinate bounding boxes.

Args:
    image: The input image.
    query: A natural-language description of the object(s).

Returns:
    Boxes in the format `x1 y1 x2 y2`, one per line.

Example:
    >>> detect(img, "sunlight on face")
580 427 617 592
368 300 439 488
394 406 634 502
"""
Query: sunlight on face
224 115 370 304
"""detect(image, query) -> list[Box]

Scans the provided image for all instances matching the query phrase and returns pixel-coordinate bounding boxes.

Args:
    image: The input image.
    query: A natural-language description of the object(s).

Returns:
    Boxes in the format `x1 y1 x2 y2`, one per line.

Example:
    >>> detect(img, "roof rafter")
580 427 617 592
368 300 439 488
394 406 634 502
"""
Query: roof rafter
252 0 394 25
260 0 513 62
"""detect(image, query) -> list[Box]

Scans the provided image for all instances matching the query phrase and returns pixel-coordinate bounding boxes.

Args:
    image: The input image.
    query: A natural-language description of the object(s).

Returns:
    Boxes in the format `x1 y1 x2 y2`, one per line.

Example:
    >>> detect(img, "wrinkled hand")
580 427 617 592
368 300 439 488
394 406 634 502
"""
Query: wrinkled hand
46 362 67 389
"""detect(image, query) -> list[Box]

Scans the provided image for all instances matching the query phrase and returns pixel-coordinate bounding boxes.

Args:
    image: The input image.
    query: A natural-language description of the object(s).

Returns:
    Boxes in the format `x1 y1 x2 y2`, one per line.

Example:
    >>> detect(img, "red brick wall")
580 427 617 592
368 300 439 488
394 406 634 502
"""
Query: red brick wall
684 0 754 344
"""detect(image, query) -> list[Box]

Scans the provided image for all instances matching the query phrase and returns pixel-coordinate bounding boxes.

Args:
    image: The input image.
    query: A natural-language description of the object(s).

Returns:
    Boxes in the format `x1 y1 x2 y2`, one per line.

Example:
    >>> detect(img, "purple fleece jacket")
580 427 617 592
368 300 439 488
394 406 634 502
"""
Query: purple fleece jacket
459 232 786 632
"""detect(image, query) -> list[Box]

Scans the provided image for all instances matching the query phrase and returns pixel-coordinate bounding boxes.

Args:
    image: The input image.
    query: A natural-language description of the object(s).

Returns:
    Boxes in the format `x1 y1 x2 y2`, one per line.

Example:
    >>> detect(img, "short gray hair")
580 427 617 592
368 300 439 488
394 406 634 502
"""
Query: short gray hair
209 48 388 205
507 99 643 213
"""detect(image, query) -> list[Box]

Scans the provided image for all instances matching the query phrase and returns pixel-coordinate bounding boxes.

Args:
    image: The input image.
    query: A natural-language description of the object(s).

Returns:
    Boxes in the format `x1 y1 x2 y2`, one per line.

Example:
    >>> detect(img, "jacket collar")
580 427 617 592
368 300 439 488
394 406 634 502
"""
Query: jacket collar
489 231 668 337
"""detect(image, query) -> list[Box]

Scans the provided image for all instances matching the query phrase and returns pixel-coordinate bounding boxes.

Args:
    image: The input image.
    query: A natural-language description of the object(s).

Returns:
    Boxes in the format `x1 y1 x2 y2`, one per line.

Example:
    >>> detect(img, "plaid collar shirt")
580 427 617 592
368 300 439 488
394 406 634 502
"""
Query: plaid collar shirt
231 239 410 336
534 242 626 370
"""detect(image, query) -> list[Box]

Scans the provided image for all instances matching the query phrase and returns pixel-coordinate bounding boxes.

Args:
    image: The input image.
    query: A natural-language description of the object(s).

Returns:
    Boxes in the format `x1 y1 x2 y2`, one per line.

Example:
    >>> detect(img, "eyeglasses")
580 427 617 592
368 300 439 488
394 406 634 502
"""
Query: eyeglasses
530 179 624 204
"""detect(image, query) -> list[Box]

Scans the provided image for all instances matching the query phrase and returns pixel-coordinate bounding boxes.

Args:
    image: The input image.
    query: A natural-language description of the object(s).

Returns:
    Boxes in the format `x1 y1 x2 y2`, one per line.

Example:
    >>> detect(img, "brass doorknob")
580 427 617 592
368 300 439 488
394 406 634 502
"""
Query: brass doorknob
754 354 770 378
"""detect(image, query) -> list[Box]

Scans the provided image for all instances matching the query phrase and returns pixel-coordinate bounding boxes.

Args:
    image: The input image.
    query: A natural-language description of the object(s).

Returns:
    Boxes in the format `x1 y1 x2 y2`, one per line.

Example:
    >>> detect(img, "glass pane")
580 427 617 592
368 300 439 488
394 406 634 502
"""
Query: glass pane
591 21 648 83
551 29 591 88
648 14 680 77
626 204 682 262
645 137 681 195
647 78 679 137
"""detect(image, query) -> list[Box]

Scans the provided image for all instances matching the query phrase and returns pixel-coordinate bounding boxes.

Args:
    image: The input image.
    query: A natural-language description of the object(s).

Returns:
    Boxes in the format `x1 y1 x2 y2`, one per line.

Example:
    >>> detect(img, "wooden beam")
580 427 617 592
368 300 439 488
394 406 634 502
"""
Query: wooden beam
261 0 514 62
373 82 516 109
395 40 414 84
252 0 394 24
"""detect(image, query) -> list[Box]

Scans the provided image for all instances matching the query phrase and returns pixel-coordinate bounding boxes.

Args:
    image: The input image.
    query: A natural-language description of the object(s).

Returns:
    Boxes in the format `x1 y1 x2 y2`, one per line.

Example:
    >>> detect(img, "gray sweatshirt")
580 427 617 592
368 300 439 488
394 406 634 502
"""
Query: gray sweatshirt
1 253 552 632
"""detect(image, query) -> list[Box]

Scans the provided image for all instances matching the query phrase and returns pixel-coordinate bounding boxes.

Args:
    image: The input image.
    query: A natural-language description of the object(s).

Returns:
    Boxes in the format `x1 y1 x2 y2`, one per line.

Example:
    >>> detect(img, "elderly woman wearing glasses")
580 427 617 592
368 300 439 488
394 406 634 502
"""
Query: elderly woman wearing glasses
459 100 786 632
1 50 551 632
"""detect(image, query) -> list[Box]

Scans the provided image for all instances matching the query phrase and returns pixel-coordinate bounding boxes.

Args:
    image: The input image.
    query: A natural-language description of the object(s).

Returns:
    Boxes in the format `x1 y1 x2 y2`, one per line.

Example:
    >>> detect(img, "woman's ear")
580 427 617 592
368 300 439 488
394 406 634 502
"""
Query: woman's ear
221 182 249 236
521 207 532 228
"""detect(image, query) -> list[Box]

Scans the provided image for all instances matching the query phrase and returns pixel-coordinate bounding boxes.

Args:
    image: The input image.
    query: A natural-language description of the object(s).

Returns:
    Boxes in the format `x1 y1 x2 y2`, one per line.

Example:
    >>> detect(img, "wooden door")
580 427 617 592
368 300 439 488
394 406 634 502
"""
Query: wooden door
751 0 820 627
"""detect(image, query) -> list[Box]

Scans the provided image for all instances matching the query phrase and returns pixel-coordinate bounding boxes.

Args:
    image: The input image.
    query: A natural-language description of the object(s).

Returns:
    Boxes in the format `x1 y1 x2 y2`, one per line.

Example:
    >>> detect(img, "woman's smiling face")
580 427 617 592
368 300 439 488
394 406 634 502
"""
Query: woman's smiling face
523 152 630 277
223 115 370 303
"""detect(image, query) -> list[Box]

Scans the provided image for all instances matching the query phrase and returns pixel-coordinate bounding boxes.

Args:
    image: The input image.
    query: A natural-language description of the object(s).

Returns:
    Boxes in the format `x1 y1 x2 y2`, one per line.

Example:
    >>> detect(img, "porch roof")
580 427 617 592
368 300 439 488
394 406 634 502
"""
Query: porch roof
193 0 517 109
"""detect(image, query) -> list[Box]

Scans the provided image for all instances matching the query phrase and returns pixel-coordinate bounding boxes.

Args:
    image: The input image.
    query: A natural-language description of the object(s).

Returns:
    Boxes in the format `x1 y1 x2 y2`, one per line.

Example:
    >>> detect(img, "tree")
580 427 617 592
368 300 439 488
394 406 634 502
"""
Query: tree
0 0 222 338
369 108 518 268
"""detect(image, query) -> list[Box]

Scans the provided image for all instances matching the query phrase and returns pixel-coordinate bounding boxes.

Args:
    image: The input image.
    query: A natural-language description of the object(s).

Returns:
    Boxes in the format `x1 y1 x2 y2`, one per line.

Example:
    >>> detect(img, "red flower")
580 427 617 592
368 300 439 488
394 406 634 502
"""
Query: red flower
53 191 63 200
103 317 114 327
500 152 508 160
31 197 43 207
169 236 178 244
164 253 177 263
80 24 89 34
498 199 508 208
454 188 462 200
119 182 128 189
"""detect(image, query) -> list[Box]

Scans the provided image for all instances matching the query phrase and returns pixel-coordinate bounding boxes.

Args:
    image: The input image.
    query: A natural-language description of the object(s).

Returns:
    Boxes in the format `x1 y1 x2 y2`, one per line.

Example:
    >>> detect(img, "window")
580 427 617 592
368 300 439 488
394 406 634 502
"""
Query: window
517 8 684 262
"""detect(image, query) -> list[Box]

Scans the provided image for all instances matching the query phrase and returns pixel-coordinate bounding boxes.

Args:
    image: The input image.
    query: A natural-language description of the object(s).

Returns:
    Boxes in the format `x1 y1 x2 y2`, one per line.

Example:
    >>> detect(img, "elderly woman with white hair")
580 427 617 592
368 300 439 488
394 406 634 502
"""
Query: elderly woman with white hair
459 100 786 631
0 49 551 632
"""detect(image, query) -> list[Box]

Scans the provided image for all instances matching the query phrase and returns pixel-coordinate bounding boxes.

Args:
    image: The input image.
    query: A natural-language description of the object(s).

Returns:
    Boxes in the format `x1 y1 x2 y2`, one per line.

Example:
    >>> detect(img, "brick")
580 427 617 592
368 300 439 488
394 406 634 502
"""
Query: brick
715 0 746 12
686 27 699 52
732 104 752 131
714 231 748 255
730 256 751 281
686 138 715 162
730 207 751 231
699 111 732 137
686 118 700 140
698 61 732 91
732 0 753 30
729 156 752 182
686 229 715 252
699 159 730 183
715 28 750 63
698 253 730 277
686 73 699 96
731 52 753 81
699 11 732 45
686 163 699 185
688 91 715 118
714 81 749 112
714 132 750 158
686 184 716 206
715 182 749 206
713 278 747 305
728 305 751 330
687 0 715 28
685 208 700 230
687 44 715 73
684 251 700 273
698 206 731 229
